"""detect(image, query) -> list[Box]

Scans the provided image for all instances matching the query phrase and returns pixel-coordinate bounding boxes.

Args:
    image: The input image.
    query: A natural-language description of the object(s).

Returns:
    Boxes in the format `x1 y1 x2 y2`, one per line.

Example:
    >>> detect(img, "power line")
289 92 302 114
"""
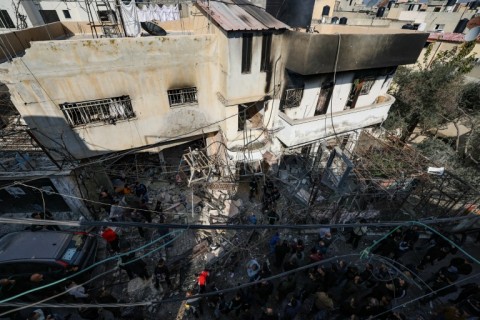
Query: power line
0 229 184 306
371 271 480 319
0 215 478 231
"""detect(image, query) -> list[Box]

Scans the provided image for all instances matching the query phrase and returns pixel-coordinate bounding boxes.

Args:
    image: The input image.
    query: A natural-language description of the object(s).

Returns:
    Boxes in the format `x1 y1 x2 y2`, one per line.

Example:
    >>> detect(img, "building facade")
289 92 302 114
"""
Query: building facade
0 0 428 213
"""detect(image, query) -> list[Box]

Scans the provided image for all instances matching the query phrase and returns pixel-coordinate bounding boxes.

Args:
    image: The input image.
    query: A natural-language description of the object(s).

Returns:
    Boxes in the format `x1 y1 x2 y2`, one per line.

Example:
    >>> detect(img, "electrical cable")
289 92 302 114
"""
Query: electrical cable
361 220 480 265
370 271 480 320
1 215 478 231
0 229 185 317
0 85 279 194
0 229 183 305
0 253 361 312
14 167 479 225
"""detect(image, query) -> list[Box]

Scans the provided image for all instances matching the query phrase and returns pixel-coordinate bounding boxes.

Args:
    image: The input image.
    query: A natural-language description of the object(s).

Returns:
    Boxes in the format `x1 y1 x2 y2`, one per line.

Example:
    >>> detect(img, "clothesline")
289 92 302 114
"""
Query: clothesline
136 3 181 22
120 0 181 37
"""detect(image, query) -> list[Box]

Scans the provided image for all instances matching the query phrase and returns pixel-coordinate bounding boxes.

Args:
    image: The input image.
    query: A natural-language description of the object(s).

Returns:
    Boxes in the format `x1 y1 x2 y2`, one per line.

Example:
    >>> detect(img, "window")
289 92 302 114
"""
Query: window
238 102 264 131
167 87 198 107
98 10 117 23
435 24 445 31
242 33 253 74
359 78 375 95
433 7 441 12
63 10 71 19
315 81 334 116
282 88 304 109
0 10 15 29
60 95 135 127
39 10 60 24
260 33 272 72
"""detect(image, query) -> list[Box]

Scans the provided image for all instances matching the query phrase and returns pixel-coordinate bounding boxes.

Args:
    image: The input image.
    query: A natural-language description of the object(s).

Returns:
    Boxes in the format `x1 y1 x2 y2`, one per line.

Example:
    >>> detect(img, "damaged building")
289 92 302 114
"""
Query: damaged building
1 2 480 319
0 1 428 209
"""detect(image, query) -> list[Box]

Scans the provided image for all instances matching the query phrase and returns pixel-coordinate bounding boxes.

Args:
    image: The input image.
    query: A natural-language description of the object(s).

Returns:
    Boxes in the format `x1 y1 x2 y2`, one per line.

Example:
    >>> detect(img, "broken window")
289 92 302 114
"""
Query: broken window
260 33 272 72
281 70 305 111
38 10 60 24
315 81 334 116
359 78 375 95
282 88 304 109
60 95 135 127
238 102 264 131
242 33 253 74
98 10 117 23
0 10 15 29
346 76 376 110
167 87 198 107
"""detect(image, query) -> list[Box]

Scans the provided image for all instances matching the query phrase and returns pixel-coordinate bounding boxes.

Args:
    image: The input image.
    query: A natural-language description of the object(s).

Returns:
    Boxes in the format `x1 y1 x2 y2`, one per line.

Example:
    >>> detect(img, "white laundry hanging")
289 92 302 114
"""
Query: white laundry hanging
153 4 162 21
159 5 168 21
137 4 147 22
146 4 155 21
173 4 180 20
120 0 141 37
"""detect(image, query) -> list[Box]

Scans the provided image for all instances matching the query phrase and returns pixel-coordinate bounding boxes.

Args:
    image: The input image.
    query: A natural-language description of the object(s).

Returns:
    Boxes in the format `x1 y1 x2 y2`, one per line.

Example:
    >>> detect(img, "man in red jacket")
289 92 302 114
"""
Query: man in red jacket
101 227 120 252
197 270 209 294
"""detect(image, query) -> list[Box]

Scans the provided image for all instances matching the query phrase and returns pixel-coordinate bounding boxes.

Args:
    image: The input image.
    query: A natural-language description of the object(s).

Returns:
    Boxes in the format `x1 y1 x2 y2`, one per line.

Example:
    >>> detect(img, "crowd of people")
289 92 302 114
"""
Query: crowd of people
181 222 479 320
1 177 479 320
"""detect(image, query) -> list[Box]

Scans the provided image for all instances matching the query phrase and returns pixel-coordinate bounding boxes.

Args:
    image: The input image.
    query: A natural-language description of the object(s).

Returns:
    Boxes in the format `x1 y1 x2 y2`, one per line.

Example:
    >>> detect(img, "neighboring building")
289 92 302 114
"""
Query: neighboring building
334 0 479 33
0 1 427 211
0 0 191 34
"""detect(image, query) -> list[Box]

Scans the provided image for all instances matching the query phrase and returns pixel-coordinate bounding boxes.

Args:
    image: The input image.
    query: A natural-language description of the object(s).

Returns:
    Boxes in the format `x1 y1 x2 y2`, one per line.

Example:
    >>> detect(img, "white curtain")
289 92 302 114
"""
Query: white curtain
120 0 141 37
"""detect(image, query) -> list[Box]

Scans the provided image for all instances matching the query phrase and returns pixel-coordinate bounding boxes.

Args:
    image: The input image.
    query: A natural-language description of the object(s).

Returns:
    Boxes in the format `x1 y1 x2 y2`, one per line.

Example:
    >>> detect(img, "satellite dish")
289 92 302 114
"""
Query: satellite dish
464 26 480 42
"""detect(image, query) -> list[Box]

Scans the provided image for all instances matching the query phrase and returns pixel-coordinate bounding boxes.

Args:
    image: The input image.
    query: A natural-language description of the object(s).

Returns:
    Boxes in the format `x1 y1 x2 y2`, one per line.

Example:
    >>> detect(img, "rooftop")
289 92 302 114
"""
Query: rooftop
308 23 425 34
195 0 289 31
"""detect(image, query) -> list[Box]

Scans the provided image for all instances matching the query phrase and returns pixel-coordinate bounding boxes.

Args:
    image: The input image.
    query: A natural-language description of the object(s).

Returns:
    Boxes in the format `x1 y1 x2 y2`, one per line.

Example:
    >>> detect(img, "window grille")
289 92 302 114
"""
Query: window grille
167 87 198 107
60 95 135 127
282 88 304 109
360 79 375 95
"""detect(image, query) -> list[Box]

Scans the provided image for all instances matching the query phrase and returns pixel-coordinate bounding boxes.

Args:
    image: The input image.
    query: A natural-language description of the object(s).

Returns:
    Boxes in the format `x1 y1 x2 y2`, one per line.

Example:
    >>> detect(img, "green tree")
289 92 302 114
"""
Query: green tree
385 41 477 143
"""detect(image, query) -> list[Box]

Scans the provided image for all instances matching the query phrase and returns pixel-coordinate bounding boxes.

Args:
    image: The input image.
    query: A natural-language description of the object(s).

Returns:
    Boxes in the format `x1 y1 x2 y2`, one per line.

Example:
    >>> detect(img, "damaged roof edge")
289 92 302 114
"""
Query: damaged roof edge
195 0 289 32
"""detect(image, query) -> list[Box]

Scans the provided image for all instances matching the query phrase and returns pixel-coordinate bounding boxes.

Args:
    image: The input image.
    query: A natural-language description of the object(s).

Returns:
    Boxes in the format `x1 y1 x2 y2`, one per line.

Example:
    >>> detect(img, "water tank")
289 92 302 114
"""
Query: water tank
376 7 386 17
469 0 479 9
322 5 330 16
331 16 339 24
339 17 348 25
387 0 395 9
453 18 469 33
401 23 415 30
446 0 457 6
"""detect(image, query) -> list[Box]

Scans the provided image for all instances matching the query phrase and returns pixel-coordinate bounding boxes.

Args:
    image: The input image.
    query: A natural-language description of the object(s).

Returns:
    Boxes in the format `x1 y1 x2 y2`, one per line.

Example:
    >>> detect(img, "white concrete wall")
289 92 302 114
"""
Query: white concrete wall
330 73 354 113
225 32 270 104
276 94 394 147
0 1 33 32
398 11 427 22
355 75 389 107
2 35 223 160
35 1 92 23
282 71 391 122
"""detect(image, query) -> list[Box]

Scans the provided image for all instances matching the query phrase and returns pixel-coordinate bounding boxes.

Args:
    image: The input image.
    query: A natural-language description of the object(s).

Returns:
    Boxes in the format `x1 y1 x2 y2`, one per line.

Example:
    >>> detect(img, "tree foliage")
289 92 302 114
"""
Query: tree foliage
385 41 477 142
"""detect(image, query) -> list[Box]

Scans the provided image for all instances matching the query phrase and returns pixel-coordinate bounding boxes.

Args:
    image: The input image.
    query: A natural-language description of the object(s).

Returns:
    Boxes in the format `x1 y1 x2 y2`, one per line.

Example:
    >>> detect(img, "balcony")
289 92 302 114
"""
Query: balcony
276 94 394 147
283 25 429 75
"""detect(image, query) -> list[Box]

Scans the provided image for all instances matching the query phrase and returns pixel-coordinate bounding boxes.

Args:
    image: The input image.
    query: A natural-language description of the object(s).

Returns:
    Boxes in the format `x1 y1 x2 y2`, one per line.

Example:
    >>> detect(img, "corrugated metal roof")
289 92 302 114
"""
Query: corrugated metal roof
196 0 289 31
